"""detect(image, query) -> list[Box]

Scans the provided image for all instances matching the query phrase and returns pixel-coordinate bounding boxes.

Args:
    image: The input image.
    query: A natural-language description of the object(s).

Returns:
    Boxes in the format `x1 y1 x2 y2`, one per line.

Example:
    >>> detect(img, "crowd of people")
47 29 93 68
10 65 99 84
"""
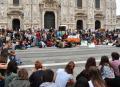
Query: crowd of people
0 52 120 87
0 28 120 87
0 28 120 50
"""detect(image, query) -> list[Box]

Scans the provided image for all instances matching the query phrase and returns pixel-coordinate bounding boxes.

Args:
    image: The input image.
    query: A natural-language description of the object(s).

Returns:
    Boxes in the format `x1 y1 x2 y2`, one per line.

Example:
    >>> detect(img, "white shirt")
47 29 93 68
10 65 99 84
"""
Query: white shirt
40 82 58 87
88 80 94 87
55 69 73 87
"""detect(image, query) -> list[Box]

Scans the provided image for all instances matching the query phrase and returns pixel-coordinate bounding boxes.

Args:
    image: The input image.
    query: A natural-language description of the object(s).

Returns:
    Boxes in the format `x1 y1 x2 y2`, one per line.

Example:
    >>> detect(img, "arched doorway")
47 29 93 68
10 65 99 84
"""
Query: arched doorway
95 20 101 30
12 19 20 31
77 20 83 30
44 11 55 29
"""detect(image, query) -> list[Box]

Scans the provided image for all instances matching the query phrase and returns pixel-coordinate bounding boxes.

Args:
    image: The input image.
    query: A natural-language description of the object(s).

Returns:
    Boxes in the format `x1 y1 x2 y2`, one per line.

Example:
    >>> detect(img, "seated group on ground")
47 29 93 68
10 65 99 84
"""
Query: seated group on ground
0 52 120 87
0 28 120 50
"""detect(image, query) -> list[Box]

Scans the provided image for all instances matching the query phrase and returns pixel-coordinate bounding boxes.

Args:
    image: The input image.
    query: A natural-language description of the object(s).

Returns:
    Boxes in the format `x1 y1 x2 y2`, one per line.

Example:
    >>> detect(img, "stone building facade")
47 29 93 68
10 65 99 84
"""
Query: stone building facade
116 16 120 29
0 0 117 31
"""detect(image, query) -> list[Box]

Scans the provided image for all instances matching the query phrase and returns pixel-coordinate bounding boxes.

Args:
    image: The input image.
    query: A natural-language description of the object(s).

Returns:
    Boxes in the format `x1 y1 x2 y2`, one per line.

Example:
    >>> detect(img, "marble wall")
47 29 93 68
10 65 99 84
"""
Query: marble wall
0 0 118 31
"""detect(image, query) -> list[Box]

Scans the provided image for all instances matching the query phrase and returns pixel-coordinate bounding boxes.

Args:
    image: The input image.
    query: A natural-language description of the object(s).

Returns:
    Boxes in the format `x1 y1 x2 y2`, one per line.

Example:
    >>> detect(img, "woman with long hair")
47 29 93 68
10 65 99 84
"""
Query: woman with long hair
76 57 96 81
99 56 115 79
65 61 75 75
88 66 106 87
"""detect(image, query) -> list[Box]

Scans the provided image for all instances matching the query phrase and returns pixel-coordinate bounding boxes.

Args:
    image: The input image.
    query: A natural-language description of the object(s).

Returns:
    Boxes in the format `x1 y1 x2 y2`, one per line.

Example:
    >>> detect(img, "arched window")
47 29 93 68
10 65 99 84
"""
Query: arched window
13 0 19 6
95 0 100 9
77 0 82 8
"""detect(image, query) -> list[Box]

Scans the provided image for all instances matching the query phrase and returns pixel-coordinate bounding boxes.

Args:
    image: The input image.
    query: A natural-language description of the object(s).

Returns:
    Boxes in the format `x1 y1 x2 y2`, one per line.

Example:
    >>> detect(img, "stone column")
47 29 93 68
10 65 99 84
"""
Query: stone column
19 16 24 30
7 16 10 29
87 0 95 30
10 16 13 29
42 11 45 29
55 11 57 29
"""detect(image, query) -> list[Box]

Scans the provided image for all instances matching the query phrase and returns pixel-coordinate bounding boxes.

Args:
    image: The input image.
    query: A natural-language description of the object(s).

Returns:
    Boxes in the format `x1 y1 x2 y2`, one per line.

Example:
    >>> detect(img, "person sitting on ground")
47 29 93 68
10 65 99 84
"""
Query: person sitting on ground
113 39 120 47
110 52 120 77
0 73 4 87
88 66 106 87
74 76 89 87
5 61 18 87
105 65 120 87
15 40 27 50
39 41 46 48
9 50 22 65
55 61 75 87
99 56 115 79
32 60 43 72
9 68 30 87
76 57 96 81
0 37 3 51
0 56 8 76
29 63 45 87
1 41 12 62
46 39 54 47
40 69 58 87
0 56 6 87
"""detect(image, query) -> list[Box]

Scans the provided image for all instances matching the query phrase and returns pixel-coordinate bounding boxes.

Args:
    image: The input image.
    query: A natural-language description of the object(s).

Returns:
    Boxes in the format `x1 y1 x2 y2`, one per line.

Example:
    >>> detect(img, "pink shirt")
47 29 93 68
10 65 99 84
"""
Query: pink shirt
110 60 120 77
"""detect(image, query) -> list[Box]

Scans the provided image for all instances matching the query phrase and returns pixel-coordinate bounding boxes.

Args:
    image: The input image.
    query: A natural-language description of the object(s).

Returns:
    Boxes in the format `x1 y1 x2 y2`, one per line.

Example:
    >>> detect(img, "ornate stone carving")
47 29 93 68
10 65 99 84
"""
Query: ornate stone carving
43 0 55 3
41 0 60 9
0 5 5 17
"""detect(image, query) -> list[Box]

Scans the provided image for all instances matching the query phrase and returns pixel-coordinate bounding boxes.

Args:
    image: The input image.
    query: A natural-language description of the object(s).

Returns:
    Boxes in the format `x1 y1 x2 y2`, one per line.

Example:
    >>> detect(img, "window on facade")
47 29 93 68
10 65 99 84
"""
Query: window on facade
95 0 100 9
77 0 82 8
13 0 19 6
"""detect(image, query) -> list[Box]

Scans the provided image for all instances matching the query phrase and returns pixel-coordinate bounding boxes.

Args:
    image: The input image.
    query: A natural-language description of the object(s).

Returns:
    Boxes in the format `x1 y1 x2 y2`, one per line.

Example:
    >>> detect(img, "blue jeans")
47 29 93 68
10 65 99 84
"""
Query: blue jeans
0 80 4 87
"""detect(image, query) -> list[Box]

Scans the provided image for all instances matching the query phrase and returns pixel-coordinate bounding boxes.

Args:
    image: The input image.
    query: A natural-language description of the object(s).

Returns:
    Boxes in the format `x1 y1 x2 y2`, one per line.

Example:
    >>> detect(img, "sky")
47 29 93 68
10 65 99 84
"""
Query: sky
116 0 120 15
